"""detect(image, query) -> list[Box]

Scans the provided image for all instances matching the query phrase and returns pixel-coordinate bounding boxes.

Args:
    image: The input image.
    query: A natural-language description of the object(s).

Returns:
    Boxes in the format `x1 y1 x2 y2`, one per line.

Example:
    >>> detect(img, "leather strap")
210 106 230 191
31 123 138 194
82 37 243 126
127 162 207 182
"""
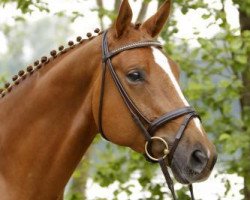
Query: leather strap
148 107 196 134
167 112 199 163
104 41 163 61
189 184 195 200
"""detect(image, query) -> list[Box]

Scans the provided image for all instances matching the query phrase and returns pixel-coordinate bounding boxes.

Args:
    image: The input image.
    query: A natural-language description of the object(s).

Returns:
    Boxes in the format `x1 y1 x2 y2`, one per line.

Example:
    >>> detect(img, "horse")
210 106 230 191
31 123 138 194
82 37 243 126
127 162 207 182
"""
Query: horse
0 0 217 199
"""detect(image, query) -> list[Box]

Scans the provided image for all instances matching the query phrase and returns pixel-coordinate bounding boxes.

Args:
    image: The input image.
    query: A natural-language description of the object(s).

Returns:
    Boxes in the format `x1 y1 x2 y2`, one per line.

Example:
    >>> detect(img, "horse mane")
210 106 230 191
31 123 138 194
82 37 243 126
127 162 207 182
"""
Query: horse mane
0 28 103 99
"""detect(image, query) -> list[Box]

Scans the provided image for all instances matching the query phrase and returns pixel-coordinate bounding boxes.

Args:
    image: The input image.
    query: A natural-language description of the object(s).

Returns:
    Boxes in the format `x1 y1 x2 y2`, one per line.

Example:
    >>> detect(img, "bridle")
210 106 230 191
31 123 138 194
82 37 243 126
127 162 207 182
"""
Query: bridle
99 30 200 200
98 30 201 200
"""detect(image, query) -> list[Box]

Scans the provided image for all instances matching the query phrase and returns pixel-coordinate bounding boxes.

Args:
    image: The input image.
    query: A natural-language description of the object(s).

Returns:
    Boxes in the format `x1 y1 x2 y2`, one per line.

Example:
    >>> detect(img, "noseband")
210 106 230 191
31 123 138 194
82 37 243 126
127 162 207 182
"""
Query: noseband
98 30 200 200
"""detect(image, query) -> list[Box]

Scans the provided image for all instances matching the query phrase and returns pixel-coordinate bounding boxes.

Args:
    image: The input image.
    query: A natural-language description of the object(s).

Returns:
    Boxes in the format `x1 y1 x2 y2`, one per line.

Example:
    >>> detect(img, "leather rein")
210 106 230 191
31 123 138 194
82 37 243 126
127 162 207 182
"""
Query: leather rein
98 30 200 200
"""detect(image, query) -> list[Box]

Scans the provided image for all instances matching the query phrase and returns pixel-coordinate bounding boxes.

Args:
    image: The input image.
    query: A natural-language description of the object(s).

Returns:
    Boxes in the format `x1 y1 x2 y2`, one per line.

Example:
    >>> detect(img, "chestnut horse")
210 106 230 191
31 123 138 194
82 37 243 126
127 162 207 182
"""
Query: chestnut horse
0 0 217 199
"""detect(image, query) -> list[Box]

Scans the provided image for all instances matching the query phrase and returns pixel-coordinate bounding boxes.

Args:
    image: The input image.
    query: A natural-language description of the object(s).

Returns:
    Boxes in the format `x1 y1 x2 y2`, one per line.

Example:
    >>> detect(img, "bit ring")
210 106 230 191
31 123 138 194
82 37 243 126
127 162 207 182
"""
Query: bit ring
145 136 169 162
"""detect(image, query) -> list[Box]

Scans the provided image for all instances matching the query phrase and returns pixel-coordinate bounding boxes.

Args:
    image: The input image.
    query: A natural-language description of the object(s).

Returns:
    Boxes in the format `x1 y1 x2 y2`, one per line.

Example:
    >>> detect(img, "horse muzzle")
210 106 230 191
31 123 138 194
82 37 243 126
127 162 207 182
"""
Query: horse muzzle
171 142 217 184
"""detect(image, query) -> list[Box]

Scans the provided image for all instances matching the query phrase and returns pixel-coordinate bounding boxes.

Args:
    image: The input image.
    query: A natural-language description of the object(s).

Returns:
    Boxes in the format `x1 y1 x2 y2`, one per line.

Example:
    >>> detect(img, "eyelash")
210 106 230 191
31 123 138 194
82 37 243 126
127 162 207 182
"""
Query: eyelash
126 70 145 83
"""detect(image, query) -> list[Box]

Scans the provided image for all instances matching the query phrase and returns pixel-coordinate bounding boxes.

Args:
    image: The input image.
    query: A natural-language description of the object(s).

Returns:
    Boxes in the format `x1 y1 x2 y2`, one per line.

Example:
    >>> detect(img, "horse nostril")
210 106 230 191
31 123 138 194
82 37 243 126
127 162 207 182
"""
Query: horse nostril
189 150 208 174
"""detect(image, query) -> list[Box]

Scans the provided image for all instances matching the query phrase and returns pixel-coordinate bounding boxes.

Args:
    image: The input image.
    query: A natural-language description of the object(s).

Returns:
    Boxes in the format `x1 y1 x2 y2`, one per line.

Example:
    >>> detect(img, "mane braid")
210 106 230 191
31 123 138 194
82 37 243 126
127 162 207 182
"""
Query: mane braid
0 28 102 99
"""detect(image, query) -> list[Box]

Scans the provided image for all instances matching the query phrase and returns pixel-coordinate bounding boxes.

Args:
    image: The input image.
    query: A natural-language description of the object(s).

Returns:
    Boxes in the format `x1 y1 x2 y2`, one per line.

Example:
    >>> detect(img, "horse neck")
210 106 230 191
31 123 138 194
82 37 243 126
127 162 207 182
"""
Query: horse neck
0 36 102 199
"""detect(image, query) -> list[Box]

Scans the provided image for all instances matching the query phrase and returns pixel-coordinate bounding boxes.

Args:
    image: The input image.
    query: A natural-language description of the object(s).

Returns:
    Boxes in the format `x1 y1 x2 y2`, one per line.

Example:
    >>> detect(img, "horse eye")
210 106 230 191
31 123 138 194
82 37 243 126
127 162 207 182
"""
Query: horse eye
126 70 145 83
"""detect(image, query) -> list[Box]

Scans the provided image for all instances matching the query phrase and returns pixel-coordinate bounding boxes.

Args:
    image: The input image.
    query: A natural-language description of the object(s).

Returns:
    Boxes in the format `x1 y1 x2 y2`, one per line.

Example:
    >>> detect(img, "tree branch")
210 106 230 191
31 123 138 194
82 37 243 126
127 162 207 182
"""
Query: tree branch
96 0 104 30
114 0 122 13
136 0 149 23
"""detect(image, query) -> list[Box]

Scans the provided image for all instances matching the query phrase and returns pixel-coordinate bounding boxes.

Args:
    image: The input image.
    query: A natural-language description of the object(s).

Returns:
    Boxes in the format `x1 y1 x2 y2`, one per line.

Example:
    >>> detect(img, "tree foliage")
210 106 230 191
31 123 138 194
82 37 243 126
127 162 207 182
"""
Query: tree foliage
0 0 49 13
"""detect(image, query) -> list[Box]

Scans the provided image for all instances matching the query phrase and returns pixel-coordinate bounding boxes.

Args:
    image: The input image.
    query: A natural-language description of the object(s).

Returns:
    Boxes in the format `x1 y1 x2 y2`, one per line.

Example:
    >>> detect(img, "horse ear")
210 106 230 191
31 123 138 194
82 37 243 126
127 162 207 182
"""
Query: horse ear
115 0 133 38
140 0 171 38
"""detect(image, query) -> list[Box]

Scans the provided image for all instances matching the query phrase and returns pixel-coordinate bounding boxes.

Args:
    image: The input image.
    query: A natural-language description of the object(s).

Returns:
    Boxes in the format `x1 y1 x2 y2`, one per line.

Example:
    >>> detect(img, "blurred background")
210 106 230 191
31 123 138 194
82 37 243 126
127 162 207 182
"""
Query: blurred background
0 0 249 199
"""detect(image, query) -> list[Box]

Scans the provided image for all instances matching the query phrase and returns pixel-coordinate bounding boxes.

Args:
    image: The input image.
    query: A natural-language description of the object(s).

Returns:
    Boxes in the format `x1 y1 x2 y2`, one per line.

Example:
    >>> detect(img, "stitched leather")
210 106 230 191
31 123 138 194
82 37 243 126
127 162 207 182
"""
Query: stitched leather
147 107 196 134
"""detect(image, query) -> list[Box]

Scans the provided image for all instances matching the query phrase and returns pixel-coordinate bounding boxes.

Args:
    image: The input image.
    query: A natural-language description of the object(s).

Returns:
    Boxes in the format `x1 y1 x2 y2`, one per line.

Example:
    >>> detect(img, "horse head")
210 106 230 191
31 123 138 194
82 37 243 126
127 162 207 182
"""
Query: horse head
92 0 217 185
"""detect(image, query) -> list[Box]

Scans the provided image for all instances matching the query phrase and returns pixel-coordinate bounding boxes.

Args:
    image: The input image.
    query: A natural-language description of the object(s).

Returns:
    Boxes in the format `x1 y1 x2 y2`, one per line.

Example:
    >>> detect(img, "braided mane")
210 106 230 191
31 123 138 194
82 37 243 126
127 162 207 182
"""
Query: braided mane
0 28 103 99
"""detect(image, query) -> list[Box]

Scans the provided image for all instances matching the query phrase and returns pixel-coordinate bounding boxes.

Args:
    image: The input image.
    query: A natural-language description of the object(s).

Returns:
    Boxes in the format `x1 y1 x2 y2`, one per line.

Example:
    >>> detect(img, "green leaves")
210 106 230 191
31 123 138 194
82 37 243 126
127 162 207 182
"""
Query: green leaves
0 0 50 14
219 133 231 142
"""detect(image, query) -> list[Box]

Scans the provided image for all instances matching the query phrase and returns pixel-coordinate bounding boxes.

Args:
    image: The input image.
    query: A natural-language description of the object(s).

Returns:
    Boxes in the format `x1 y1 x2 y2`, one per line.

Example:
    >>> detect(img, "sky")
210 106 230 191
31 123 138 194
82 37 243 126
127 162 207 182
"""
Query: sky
0 0 243 199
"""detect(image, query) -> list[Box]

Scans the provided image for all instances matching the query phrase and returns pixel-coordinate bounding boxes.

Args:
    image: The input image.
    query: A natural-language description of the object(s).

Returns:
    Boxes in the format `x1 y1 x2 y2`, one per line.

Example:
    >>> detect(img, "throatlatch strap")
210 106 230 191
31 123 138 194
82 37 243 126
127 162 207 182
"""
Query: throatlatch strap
98 31 109 140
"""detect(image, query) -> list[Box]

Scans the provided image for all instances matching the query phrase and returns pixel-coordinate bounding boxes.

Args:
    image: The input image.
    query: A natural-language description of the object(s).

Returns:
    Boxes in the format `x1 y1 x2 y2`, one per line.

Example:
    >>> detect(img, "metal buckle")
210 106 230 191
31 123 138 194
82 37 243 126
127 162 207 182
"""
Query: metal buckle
145 136 169 162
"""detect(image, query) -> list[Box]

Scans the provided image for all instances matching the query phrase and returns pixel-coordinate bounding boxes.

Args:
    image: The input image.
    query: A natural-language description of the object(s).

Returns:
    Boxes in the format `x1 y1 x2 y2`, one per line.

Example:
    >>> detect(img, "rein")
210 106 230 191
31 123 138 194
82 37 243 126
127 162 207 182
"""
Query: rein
98 30 200 200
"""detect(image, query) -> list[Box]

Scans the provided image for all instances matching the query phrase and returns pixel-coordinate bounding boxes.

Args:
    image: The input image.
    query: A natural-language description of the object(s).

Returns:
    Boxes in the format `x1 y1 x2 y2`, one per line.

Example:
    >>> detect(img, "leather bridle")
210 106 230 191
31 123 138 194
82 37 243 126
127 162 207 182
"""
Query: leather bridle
98 30 201 200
